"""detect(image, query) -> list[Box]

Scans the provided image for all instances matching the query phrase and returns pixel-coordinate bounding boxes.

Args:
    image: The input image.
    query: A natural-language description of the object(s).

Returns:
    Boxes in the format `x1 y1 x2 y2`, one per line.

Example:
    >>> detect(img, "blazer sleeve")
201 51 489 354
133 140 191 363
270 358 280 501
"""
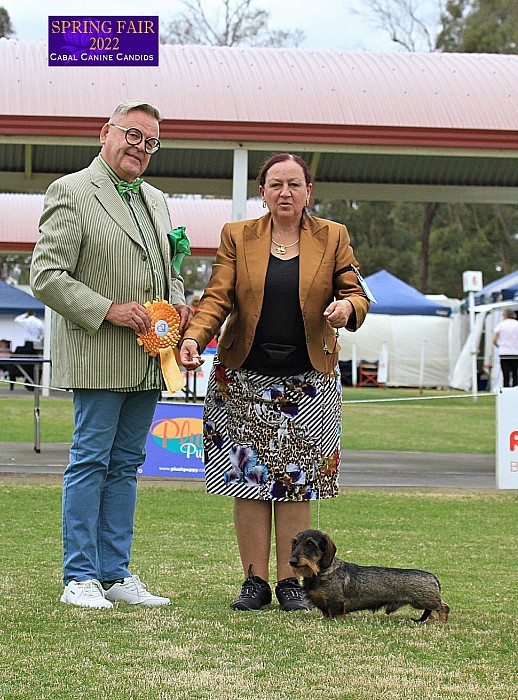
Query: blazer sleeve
30 178 113 335
332 225 370 331
181 222 236 352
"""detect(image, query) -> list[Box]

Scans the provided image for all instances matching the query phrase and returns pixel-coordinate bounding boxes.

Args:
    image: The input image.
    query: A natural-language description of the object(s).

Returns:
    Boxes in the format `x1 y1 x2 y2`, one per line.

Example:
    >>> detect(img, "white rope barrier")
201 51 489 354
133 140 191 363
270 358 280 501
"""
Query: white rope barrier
342 392 495 405
1 376 495 403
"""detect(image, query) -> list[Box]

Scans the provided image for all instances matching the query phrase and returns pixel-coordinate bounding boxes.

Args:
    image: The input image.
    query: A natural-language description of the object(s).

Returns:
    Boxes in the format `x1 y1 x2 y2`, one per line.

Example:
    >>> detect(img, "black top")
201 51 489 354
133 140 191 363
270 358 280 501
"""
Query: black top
242 255 313 376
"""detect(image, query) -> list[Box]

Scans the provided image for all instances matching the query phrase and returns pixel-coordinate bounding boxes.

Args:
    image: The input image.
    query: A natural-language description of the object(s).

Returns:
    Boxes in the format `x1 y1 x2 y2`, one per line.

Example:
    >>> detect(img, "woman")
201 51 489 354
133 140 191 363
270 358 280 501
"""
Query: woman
180 153 370 611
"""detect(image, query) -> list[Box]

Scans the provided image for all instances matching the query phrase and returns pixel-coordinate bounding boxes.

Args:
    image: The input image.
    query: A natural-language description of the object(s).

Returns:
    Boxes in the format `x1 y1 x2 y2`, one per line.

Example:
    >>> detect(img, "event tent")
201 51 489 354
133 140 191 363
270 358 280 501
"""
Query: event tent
339 270 458 388
0 280 45 351
362 270 451 317
475 270 518 304
450 270 518 391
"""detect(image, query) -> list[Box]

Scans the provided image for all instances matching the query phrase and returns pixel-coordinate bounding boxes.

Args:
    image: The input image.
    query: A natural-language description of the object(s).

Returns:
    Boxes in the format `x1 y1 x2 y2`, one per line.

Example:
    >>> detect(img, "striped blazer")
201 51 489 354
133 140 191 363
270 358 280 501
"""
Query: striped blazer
30 157 185 389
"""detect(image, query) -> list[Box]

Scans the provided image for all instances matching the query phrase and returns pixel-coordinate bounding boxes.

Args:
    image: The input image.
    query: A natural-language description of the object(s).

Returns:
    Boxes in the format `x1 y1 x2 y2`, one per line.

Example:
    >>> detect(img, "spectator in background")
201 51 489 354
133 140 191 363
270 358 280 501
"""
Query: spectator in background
14 310 44 352
493 308 518 387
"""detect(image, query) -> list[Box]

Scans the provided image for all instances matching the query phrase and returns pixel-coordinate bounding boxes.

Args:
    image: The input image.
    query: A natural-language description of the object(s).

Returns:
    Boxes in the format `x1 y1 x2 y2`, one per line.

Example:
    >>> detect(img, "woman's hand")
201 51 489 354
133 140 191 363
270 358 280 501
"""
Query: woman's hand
323 299 354 328
179 338 205 370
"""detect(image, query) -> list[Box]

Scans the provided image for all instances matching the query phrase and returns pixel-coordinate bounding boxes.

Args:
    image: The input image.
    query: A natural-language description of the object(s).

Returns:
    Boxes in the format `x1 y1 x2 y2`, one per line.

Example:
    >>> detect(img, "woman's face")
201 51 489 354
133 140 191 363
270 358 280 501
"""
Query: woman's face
259 160 312 224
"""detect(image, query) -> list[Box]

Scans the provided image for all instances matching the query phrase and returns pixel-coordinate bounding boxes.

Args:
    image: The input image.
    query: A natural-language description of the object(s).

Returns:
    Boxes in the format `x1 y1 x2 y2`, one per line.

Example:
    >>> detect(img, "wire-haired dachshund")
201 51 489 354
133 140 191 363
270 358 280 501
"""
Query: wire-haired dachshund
289 529 450 622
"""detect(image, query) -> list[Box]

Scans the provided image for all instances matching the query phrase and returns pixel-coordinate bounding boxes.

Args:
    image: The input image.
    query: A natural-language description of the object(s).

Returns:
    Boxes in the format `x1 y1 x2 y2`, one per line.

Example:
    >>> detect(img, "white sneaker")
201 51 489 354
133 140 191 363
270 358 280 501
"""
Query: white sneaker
60 579 113 609
103 574 171 607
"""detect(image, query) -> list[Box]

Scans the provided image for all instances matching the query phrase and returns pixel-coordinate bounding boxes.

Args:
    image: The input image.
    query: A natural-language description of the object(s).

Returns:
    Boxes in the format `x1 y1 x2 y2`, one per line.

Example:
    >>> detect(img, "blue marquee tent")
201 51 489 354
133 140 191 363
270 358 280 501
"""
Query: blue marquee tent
364 270 451 317
474 270 518 305
0 280 45 315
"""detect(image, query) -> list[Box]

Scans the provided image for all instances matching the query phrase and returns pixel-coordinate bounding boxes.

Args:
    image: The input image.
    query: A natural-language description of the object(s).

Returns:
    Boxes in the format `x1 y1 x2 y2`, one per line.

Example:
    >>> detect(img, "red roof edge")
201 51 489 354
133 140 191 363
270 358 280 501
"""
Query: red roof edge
2 116 517 150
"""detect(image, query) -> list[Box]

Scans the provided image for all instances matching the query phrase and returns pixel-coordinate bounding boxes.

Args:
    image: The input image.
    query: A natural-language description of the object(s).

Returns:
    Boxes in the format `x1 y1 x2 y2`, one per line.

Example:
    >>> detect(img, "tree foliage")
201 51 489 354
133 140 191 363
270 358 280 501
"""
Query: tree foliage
437 0 518 53
161 0 304 47
0 6 15 38
315 198 518 298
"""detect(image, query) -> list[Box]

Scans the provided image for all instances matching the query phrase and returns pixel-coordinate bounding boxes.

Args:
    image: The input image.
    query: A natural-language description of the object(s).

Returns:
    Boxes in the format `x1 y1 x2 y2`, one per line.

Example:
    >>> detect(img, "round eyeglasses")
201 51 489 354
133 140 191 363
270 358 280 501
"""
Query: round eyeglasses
109 123 161 155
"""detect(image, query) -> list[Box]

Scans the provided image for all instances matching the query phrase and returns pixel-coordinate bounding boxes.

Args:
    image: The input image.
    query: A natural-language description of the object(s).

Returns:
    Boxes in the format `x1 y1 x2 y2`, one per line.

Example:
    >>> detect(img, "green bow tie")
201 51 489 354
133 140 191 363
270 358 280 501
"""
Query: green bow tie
167 226 191 275
116 178 143 197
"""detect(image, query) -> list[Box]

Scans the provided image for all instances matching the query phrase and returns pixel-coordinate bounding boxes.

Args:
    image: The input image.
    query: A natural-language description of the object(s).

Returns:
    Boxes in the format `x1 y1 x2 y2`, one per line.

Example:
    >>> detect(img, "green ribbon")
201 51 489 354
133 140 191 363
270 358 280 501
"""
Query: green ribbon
116 177 143 197
167 226 191 275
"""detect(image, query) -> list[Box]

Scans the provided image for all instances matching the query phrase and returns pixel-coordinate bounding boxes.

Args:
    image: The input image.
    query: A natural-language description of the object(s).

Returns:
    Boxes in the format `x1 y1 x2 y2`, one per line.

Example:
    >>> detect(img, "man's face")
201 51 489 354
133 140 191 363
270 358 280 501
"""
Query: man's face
99 109 159 182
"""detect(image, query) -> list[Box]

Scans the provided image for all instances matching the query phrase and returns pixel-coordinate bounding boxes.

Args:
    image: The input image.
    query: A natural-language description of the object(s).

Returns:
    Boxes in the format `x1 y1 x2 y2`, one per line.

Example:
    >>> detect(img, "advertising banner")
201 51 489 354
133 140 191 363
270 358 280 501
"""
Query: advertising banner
139 402 204 479
496 388 518 490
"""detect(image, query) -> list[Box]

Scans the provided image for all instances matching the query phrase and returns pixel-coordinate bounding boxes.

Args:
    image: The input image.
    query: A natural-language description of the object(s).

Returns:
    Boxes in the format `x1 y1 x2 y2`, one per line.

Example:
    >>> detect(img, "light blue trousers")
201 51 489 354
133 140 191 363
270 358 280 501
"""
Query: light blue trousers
62 389 160 584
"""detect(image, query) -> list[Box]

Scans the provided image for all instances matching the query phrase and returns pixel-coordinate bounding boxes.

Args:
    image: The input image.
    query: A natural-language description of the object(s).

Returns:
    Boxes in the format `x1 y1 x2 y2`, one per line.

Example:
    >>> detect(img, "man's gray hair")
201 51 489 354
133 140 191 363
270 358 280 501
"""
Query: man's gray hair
111 100 162 122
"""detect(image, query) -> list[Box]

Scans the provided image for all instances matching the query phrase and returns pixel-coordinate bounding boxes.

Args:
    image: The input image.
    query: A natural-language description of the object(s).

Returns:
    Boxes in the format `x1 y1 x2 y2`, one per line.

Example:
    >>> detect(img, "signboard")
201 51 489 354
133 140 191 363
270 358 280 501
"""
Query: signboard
496 388 518 489
139 402 204 479
462 270 483 293
48 16 159 66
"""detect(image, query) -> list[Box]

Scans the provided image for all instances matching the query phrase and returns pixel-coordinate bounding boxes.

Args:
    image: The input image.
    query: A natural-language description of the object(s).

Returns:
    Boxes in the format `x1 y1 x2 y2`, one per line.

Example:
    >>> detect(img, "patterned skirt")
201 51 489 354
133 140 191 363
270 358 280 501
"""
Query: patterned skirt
203 357 342 502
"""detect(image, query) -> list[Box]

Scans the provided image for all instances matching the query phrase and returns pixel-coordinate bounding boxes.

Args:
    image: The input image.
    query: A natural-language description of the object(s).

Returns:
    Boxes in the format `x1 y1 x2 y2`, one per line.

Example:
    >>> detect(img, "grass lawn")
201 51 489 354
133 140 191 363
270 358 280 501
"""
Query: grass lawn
0 387 496 452
0 485 516 700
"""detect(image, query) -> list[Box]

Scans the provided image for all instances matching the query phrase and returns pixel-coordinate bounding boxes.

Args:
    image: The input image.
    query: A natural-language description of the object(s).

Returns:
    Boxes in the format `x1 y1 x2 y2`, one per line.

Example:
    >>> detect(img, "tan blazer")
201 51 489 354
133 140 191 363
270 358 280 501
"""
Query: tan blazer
184 213 370 372
30 158 185 389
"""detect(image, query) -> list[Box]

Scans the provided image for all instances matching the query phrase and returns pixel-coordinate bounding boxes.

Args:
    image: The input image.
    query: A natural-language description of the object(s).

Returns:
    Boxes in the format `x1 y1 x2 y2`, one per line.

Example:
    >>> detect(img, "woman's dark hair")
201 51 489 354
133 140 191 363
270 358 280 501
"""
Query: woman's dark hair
257 153 312 187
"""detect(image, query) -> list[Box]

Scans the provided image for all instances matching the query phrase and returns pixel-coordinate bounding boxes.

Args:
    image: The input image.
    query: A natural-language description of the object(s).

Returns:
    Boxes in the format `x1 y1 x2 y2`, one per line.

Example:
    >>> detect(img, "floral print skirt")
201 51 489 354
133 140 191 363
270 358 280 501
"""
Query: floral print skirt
203 357 342 501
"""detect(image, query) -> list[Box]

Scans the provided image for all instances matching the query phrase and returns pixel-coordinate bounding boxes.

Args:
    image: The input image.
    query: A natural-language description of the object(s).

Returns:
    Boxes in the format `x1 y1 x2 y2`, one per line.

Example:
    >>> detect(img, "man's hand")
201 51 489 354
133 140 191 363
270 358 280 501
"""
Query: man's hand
173 304 194 334
105 302 152 334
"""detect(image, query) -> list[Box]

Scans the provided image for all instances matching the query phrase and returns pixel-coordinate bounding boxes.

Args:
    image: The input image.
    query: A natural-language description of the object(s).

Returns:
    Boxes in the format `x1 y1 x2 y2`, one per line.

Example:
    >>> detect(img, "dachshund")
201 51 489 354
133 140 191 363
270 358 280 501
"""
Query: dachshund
289 529 450 622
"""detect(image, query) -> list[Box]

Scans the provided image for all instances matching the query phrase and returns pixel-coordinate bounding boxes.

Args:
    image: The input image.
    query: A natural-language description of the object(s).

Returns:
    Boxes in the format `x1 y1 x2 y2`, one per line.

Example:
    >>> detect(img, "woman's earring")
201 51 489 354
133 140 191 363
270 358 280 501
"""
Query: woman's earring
306 197 310 207
262 199 267 208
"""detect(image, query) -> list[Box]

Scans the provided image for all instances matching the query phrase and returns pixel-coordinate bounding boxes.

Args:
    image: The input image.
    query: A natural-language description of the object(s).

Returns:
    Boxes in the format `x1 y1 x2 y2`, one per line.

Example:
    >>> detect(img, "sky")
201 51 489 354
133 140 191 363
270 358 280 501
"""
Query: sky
3 0 440 53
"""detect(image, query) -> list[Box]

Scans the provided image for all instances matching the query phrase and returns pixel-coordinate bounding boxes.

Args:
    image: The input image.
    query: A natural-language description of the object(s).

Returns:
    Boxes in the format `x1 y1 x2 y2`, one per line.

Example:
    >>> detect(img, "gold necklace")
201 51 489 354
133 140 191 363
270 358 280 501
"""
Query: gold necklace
271 237 300 255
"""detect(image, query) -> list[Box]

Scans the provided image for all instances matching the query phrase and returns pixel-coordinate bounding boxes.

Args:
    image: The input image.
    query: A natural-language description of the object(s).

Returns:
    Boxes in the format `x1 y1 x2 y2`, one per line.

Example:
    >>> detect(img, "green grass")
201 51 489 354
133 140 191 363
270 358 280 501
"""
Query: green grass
0 387 496 452
0 485 516 699
342 388 495 453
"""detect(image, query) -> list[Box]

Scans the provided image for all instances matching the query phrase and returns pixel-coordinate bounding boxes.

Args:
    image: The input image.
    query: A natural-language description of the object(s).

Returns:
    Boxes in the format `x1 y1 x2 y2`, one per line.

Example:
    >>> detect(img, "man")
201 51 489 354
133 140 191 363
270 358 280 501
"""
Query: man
12 310 45 390
493 308 518 388
14 310 45 351
31 100 192 609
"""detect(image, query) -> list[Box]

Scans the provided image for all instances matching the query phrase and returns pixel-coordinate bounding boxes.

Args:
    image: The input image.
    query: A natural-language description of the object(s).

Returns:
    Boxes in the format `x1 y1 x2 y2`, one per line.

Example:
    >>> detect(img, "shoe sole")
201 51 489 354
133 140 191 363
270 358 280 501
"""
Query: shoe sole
60 595 113 609
230 602 271 611
103 597 170 606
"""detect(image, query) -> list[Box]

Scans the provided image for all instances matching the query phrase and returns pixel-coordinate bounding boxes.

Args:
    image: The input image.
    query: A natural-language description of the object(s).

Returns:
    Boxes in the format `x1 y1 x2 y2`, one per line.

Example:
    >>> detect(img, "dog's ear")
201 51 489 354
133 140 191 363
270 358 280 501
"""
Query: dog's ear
319 533 337 569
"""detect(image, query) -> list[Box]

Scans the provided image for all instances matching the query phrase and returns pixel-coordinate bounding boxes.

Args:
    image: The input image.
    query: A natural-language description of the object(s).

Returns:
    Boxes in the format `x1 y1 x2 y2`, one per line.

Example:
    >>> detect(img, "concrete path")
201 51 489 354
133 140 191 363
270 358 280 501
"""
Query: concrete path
0 442 496 489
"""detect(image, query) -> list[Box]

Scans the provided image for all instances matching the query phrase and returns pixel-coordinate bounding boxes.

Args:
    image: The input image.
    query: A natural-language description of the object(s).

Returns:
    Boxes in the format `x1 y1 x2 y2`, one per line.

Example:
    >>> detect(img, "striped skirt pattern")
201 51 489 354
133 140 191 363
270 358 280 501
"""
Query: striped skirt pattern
203 358 342 501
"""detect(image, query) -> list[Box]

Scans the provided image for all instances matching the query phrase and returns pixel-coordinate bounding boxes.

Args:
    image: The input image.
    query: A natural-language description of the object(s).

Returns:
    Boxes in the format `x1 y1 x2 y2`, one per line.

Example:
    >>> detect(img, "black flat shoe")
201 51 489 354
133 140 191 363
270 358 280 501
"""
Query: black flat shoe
231 565 272 611
275 577 310 611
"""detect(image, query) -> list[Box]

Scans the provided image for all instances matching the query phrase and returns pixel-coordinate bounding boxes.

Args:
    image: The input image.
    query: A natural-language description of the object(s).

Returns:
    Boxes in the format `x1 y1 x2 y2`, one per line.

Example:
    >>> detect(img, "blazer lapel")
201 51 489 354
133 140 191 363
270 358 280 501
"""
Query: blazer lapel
141 185 172 263
243 213 272 313
88 160 144 249
299 216 329 308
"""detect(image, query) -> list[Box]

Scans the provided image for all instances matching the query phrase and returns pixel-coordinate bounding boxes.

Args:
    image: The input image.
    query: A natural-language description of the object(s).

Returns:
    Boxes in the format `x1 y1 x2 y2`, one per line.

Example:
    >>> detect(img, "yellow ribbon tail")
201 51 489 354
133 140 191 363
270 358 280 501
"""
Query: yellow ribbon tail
159 347 185 393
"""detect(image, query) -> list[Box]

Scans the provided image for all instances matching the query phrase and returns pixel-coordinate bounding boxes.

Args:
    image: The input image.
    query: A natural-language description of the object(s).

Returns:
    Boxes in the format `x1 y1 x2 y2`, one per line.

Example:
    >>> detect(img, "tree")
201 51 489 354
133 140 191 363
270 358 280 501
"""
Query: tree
363 0 440 51
161 0 304 47
437 0 518 53
0 6 15 38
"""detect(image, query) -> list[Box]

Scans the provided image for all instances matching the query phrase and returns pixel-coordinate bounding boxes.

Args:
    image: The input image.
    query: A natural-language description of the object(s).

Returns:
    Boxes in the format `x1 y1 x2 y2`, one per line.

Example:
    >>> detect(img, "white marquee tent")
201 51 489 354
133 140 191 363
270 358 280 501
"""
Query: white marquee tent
338 270 462 388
